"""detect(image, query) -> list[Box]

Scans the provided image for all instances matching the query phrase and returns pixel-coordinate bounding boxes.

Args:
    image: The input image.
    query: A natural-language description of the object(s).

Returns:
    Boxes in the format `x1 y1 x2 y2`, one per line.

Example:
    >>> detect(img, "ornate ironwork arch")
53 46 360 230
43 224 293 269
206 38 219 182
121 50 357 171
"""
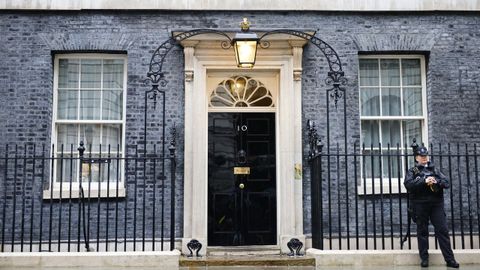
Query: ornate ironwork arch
258 30 342 72
147 29 232 87
145 28 349 151
146 28 347 105
257 29 347 107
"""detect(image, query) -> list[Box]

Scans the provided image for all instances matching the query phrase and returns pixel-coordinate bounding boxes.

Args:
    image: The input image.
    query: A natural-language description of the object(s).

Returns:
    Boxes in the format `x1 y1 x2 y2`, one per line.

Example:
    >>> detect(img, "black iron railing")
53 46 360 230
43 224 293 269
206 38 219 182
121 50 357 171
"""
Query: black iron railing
0 142 177 252
309 140 480 250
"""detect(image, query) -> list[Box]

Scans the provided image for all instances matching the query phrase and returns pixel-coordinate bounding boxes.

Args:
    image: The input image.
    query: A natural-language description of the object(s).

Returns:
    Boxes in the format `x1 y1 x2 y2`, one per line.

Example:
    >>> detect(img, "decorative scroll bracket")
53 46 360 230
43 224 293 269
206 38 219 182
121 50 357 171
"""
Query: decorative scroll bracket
186 239 202 257
287 238 304 257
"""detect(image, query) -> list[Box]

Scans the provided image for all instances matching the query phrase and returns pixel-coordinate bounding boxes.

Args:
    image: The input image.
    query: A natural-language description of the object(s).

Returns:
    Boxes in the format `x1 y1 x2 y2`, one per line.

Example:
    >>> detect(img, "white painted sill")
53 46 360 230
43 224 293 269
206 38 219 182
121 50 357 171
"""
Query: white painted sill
43 187 126 199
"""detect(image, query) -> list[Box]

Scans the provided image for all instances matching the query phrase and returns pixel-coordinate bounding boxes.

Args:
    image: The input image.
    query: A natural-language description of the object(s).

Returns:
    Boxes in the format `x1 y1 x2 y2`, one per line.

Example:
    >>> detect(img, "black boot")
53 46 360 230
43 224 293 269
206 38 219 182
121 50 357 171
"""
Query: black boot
446 260 459 268
421 258 429 267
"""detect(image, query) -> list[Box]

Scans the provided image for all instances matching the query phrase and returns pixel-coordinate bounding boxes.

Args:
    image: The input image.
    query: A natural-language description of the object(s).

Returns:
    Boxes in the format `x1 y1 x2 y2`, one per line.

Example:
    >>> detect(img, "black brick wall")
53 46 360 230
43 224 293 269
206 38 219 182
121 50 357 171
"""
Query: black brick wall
0 11 479 245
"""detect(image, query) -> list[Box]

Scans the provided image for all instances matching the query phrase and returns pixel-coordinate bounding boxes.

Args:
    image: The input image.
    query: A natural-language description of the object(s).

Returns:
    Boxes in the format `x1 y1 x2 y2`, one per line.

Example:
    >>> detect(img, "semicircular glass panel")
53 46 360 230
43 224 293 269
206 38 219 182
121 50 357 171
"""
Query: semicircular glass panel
209 76 274 108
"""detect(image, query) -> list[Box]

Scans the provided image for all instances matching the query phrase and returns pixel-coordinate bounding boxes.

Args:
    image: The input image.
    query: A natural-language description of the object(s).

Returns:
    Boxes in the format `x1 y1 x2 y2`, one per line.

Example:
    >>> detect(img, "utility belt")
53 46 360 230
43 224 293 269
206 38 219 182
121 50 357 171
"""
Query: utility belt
408 198 444 222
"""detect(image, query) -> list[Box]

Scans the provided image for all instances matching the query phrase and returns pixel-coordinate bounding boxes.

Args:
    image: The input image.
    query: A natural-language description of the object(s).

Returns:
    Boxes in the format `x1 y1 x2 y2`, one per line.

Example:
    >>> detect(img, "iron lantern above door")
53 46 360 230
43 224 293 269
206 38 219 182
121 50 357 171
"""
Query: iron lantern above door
232 18 259 68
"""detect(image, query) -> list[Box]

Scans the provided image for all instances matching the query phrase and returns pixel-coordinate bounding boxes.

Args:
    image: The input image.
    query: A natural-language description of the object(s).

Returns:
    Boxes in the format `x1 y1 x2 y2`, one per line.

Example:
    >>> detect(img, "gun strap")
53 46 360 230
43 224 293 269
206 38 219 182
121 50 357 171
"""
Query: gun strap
401 213 411 248
400 192 411 248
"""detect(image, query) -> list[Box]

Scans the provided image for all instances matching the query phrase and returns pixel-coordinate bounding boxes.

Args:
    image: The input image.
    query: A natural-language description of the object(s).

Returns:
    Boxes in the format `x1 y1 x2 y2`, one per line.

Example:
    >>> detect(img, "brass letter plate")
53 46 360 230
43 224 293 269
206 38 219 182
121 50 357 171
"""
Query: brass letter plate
234 167 250 175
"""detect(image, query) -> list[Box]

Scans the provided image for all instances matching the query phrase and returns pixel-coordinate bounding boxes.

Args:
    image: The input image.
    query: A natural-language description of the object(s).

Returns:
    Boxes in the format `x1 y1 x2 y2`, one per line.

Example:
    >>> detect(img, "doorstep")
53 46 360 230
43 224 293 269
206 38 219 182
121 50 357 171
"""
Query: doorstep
206 245 281 256
180 254 315 267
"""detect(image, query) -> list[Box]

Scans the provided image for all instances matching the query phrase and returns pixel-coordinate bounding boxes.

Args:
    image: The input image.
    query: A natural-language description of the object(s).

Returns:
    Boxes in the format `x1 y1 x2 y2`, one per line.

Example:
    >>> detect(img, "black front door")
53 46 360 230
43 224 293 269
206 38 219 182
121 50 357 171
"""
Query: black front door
208 112 276 246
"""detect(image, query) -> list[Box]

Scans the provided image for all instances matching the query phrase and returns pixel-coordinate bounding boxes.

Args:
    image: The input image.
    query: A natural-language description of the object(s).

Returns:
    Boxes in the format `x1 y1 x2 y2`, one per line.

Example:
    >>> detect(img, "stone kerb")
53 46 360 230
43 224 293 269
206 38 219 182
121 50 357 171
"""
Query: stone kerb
0 250 181 268
307 248 480 267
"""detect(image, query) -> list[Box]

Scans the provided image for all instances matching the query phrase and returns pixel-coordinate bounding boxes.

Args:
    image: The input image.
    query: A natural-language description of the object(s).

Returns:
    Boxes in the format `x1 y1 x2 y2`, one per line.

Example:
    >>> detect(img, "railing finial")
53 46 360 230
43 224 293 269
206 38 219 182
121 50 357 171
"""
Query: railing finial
411 138 419 156
78 141 85 158
307 119 323 160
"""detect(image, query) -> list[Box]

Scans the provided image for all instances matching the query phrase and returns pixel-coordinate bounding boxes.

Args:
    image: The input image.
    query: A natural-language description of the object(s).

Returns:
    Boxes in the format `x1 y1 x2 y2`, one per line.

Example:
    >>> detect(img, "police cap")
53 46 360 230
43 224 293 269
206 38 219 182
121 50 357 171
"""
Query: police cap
415 146 429 156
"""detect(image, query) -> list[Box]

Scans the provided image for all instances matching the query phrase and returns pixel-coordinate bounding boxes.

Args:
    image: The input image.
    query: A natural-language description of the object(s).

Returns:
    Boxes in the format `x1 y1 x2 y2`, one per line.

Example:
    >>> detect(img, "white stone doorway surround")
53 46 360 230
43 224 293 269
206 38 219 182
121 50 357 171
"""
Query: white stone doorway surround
179 33 309 255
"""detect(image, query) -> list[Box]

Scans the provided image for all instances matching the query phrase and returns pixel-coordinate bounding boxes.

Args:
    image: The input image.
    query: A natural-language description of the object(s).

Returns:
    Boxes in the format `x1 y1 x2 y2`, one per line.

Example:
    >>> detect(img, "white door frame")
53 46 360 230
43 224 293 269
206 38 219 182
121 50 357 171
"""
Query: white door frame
180 37 308 254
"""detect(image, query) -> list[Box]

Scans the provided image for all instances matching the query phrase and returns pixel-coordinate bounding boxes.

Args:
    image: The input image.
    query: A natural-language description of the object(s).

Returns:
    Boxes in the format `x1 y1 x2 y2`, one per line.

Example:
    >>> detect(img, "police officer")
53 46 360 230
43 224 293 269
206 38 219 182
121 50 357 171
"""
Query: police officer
404 146 459 268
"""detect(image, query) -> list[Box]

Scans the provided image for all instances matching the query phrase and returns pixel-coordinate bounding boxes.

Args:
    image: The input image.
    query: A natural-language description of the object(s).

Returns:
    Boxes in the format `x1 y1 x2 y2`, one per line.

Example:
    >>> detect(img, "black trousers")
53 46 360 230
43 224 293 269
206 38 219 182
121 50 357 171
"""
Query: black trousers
415 201 455 262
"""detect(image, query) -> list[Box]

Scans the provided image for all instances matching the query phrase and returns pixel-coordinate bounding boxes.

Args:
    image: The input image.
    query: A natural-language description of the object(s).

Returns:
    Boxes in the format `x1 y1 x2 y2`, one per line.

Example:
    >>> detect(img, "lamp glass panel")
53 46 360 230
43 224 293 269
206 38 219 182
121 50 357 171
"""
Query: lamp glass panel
235 41 257 66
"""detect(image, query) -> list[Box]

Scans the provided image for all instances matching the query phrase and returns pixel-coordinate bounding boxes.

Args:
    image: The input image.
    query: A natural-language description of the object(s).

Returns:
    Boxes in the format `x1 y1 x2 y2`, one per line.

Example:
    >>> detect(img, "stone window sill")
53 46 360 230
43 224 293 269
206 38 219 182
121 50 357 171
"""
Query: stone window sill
43 187 126 200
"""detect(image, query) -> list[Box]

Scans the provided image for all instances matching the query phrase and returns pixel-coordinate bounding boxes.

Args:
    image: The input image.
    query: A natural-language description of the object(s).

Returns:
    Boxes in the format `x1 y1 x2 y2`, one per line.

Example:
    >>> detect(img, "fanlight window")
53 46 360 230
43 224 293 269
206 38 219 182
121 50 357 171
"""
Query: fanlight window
209 76 274 107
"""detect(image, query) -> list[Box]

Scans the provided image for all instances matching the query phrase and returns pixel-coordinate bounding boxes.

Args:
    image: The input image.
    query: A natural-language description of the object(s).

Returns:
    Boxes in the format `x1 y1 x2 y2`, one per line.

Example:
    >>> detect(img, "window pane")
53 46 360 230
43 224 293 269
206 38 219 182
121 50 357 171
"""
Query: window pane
361 120 379 146
80 155 119 183
103 124 122 152
402 59 421 86
58 59 79 88
80 158 101 183
381 88 401 116
80 60 102 89
101 160 120 183
57 90 78 120
382 150 400 178
403 120 422 146
363 150 381 178
360 88 380 116
103 59 124 89
102 90 123 120
210 83 235 107
403 87 423 116
80 90 101 120
56 154 78 183
359 59 379 86
380 59 400 86
381 120 401 146
406 149 415 167
57 124 78 149
80 124 101 152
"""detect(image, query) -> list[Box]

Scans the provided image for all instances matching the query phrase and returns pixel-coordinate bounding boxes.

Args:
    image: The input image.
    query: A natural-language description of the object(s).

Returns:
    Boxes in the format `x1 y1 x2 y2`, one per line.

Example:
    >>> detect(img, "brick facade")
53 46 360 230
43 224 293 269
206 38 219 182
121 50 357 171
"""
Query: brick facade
0 11 479 246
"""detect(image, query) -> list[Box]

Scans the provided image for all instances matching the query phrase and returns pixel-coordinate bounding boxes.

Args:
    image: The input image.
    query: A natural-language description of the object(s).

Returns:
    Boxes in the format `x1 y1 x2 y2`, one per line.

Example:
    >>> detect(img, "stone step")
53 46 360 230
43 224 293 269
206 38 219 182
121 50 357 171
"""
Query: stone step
207 246 281 256
180 255 315 267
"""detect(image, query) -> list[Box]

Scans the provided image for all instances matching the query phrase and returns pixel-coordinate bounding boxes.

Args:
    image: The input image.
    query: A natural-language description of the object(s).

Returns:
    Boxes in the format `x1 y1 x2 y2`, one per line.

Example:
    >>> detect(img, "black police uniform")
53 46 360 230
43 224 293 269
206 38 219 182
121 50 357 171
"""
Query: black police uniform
404 148 456 265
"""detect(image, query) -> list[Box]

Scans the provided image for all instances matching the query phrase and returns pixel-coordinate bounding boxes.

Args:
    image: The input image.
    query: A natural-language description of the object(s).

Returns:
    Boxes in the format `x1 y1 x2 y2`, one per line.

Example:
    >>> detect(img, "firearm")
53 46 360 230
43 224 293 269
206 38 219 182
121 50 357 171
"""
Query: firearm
422 166 441 192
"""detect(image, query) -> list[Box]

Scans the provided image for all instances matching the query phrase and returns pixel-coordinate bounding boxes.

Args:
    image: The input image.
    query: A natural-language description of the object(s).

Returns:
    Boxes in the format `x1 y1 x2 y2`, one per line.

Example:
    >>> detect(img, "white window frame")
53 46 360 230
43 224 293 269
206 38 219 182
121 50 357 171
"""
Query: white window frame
46 53 127 199
358 54 428 195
